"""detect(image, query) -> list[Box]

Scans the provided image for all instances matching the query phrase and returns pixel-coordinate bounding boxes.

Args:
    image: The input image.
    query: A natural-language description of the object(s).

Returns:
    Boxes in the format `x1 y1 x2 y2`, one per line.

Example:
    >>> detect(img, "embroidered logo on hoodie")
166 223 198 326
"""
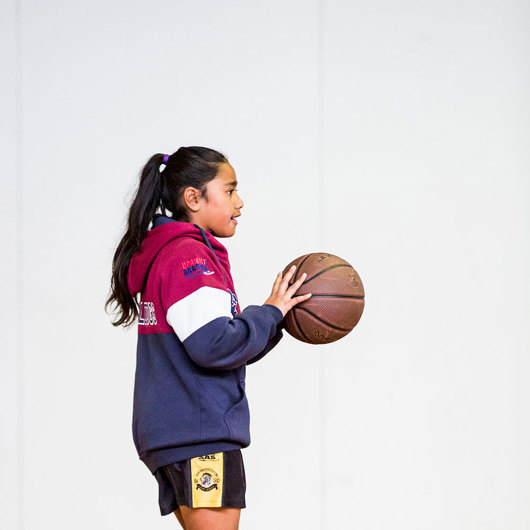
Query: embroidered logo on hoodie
182 257 215 279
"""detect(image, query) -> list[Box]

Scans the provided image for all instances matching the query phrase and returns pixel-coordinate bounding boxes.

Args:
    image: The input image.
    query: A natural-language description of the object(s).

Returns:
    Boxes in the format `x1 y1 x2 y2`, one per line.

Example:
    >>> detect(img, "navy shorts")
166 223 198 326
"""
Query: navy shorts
154 450 246 516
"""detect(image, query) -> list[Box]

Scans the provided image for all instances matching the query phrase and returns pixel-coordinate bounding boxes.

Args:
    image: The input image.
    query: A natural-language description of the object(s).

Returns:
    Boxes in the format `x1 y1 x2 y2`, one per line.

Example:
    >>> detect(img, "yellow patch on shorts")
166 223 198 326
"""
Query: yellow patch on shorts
191 452 224 508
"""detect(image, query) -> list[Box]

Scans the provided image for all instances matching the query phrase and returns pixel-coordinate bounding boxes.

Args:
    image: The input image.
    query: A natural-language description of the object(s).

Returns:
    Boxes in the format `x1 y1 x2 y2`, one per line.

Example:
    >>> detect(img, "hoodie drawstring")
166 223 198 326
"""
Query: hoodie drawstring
193 224 227 285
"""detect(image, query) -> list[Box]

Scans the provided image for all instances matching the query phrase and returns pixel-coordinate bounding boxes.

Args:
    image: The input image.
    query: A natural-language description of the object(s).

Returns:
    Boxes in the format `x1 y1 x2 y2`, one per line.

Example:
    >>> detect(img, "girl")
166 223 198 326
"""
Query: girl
105 146 311 530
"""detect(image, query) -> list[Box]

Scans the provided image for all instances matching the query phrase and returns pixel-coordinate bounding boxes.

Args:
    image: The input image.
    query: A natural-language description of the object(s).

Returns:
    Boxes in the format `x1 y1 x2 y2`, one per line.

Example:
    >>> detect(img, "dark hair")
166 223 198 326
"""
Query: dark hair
105 146 228 328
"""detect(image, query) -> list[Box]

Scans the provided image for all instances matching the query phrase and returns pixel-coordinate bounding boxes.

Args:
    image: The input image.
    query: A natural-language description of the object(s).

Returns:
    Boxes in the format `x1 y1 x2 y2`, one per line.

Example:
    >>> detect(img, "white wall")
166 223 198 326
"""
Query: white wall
2 1 20 529
1 1 529 529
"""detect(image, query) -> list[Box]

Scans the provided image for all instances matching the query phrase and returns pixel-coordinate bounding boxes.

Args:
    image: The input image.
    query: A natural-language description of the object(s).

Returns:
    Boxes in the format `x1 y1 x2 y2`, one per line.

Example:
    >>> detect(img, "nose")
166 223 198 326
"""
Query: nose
237 193 244 209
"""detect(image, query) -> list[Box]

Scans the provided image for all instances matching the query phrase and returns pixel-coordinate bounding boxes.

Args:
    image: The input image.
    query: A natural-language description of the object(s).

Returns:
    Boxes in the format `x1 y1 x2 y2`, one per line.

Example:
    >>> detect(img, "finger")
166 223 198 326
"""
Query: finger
294 272 307 285
285 265 296 278
290 292 312 307
277 266 292 294
280 265 297 291
286 272 307 295
285 292 312 312
271 271 282 294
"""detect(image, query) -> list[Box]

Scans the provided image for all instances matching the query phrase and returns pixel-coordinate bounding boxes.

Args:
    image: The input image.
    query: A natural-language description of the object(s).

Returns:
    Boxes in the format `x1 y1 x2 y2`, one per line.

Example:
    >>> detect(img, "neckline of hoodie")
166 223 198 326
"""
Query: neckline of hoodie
193 223 227 285
152 214 227 285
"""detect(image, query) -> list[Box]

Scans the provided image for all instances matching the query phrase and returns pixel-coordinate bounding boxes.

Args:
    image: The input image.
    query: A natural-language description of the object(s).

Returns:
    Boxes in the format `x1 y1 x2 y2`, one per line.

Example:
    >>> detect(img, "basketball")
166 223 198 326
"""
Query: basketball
282 253 365 344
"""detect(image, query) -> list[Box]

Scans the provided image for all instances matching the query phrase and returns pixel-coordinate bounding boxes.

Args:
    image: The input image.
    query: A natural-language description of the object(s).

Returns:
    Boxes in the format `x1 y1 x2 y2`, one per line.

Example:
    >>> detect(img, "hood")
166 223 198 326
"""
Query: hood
127 214 230 296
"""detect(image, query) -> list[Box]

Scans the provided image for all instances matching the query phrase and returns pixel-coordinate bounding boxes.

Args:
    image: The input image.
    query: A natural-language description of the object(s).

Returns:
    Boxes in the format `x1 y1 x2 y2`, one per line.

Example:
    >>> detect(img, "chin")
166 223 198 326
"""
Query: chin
212 227 236 238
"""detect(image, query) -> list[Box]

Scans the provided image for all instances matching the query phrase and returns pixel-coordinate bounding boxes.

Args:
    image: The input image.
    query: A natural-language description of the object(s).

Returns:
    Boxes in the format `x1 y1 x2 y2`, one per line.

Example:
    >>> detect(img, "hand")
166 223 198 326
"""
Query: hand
264 265 312 318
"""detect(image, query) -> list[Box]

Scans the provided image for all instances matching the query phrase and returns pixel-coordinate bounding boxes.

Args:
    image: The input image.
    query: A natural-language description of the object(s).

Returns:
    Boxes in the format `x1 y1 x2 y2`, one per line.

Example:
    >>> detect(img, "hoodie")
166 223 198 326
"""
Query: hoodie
127 214 284 473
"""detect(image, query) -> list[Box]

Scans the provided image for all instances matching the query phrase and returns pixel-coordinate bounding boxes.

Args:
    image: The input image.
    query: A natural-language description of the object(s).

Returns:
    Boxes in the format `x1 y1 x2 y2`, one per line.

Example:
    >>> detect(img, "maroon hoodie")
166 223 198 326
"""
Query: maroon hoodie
127 214 284 473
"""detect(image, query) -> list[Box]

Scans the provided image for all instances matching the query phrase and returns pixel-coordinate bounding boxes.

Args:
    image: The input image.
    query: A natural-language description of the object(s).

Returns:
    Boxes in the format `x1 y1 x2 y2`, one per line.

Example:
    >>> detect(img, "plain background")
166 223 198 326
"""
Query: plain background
2 1 529 528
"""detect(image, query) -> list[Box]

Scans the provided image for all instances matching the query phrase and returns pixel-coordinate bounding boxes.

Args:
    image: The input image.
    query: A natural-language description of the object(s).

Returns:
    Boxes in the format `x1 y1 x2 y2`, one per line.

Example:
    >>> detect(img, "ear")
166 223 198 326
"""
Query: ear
183 186 203 212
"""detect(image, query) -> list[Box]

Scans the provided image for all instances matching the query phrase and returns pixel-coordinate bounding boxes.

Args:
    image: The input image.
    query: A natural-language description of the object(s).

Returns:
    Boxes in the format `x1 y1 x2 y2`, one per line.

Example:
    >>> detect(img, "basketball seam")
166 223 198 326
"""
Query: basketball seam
308 294 365 299
302 264 353 286
295 305 352 333
292 308 313 343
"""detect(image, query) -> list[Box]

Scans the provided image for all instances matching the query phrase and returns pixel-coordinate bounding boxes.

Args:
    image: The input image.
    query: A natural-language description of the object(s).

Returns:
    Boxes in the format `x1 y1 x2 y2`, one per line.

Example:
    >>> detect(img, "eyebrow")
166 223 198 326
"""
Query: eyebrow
225 181 238 187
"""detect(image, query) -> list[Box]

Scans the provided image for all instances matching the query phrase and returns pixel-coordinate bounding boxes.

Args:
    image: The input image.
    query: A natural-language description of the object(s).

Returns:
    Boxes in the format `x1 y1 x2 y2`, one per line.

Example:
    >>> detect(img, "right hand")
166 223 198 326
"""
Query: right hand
264 265 312 317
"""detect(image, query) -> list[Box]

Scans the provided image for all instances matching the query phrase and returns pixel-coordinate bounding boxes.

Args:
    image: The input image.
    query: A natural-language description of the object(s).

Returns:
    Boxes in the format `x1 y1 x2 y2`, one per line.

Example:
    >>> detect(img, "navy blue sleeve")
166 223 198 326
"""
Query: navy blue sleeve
246 322 284 366
181 304 284 370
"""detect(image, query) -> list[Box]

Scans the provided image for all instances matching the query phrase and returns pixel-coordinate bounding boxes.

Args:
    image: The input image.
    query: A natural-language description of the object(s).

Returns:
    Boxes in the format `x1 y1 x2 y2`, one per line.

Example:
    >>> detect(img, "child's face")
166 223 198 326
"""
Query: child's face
189 163 244 238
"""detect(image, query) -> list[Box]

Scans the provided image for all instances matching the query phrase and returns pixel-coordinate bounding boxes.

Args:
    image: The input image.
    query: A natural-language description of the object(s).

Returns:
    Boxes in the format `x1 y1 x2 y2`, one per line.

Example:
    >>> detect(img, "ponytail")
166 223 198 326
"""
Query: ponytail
105 146 228 328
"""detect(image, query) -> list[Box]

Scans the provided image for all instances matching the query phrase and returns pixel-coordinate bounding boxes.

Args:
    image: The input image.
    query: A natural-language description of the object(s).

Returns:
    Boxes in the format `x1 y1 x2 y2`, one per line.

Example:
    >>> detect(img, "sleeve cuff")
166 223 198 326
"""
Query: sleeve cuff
262 304 284 325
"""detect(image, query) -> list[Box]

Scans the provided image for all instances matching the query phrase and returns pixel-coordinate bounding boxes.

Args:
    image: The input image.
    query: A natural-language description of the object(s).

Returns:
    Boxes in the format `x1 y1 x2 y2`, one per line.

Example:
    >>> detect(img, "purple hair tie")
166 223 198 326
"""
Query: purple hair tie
159 153 170 173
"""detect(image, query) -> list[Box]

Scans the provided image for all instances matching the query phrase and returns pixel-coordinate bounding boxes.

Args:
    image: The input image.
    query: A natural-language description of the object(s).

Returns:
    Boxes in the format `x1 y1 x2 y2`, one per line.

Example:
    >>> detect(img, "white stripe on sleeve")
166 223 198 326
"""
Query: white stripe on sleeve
166 286 233 341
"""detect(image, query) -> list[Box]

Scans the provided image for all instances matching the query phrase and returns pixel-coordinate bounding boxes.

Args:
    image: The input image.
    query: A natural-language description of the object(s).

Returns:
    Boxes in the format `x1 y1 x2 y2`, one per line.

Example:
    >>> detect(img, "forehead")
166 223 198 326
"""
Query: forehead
213 163 238 187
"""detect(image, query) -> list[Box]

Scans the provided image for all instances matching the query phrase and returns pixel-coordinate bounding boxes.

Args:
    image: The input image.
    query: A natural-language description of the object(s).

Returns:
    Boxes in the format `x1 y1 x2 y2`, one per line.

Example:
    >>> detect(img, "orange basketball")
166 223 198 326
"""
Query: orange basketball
282 252 365 344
